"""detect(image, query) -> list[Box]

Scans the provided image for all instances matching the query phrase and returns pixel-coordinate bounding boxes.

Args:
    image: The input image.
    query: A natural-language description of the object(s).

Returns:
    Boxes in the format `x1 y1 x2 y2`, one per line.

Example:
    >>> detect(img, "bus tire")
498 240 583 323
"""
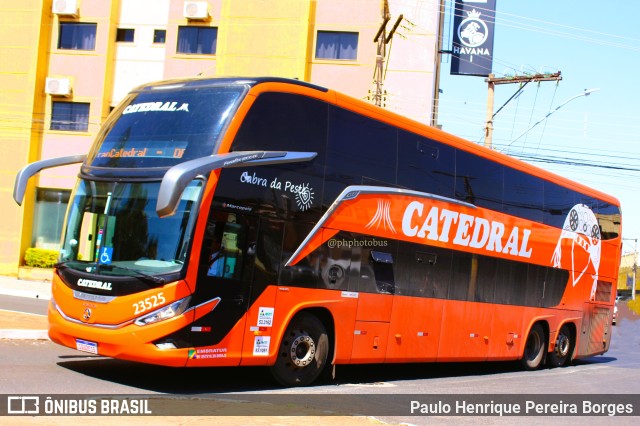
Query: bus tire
270 312 329 387
548 324 573 367
521 323 546 371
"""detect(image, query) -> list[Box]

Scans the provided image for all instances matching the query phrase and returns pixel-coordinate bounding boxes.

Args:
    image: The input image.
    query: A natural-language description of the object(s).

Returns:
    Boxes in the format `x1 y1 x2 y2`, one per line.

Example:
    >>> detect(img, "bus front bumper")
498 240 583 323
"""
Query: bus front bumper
47 300 191 367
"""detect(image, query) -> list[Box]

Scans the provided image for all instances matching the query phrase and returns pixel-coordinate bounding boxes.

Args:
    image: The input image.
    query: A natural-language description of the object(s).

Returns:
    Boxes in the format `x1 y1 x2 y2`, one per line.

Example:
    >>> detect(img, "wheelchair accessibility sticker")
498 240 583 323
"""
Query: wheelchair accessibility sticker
99 247 113 265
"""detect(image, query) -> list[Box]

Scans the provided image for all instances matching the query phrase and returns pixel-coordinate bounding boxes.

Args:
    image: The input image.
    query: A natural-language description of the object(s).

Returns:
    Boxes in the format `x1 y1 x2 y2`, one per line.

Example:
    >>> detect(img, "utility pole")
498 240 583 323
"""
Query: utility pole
431 0 446 128
484 72 562 148
372 0 403 107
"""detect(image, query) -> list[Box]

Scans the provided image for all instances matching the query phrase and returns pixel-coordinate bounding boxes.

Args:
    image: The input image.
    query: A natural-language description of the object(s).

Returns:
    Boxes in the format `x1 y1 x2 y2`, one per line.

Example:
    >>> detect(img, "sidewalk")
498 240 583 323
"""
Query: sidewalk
0 275 50 340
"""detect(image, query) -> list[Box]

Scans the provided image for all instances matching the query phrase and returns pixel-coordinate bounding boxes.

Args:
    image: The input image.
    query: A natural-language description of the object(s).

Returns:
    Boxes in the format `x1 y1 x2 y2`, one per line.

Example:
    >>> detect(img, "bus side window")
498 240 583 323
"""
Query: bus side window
369 250 395 294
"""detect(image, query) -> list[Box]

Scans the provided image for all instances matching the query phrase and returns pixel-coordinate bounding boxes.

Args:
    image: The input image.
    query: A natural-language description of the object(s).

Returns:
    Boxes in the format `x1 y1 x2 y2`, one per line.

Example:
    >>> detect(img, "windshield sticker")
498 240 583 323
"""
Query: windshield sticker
239 171 315 211
122 102 189 114
98 247 113 265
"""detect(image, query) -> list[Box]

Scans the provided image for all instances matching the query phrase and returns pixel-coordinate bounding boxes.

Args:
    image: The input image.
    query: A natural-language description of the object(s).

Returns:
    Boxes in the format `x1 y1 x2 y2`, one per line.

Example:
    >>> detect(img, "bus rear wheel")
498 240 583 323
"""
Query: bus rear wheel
521 323 546 370
548 324 573 367
270 312 329 387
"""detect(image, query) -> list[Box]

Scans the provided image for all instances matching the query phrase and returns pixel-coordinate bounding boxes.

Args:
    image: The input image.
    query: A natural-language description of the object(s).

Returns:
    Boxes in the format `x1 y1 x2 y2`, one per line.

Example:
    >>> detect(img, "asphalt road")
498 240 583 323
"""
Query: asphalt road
1 294 639 424
0 294 49 316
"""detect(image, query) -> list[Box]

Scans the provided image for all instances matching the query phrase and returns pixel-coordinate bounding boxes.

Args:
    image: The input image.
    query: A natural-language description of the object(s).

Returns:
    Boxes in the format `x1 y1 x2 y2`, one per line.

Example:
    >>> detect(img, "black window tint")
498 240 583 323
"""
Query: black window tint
279 222 319 288
543 181 576 228
357 241 396 294
395 242 451 298
474 256 497 303
494 260 521 305
595 202 621 240
512 262 534 305
503 167 543 223
218 92 328 220
320 243 350 290
455 150 503 211
448 251 472 301
369 250 395 294
253 218 284 286
325 106 397 206
397 131 455 198
542 267 569 307
231 92 327 160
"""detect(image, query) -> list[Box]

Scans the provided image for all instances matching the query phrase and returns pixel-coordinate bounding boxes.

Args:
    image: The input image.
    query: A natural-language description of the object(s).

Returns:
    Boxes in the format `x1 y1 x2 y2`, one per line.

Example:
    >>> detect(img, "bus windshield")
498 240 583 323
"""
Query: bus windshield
59 178 203 278
86 84 246 169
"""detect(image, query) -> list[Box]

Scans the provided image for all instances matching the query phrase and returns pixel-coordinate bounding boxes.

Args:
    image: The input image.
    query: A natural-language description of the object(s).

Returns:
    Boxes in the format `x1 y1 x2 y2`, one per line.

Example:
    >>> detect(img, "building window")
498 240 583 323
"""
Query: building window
116 28 135 42
51 102 90 132
177 26 217 54
315 31 358 60
58 22 97 50
153 29 166 44
32 188 71 250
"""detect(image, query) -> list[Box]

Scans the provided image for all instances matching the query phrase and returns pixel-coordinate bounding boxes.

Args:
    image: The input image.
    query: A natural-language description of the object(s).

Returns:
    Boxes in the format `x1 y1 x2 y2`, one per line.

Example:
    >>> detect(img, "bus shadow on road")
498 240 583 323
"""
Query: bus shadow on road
56 358 280 393
55 354 616 393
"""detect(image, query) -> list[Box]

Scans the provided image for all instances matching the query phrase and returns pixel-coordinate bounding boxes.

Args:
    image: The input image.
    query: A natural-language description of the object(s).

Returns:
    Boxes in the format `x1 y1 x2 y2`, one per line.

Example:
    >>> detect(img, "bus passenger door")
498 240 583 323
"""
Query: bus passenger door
187 209 258 365
351 242 395 363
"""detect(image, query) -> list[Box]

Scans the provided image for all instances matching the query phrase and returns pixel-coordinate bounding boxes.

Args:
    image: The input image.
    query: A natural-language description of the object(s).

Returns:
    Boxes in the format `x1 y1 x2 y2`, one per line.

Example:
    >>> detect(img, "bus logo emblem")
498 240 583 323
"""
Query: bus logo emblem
551 204 601 300
83 308 92 321
366 199 397 234
295 183 314 211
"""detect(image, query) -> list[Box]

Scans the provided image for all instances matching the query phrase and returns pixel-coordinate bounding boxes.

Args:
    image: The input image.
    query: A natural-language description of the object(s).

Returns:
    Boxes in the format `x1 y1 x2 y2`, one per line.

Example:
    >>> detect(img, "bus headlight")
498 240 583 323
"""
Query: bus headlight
134 296 191 326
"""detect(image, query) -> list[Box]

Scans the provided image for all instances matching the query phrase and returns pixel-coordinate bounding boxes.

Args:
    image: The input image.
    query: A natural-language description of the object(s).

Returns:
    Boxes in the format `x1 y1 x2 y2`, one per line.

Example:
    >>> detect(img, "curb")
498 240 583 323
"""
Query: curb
0 329 49 340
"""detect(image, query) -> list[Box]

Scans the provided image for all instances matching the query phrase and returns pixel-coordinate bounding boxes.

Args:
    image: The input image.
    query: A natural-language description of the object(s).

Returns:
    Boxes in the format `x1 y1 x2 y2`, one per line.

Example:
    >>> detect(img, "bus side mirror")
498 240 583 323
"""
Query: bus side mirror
13 155 86 205
156 150 317 218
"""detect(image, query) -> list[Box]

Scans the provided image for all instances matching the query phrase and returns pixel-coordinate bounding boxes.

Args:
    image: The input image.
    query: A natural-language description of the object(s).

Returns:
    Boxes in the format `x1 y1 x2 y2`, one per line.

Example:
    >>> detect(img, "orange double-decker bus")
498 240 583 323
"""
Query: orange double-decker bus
14 77 621 386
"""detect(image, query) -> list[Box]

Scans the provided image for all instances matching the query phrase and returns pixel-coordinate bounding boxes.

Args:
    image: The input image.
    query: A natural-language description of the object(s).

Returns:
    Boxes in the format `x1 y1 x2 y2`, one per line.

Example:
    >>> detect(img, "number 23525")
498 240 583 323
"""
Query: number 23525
133 292 166 315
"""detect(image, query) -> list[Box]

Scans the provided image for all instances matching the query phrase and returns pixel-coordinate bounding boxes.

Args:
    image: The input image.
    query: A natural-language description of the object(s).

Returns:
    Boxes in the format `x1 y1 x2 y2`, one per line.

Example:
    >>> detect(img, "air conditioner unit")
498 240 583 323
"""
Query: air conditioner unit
183 2 209 20
45 77 72 96
52 0 78 16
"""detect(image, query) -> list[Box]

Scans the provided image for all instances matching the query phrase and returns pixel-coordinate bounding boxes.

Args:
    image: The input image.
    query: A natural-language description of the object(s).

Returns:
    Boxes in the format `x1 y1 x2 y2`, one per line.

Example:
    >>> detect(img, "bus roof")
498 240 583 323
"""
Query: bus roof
132 76 329 94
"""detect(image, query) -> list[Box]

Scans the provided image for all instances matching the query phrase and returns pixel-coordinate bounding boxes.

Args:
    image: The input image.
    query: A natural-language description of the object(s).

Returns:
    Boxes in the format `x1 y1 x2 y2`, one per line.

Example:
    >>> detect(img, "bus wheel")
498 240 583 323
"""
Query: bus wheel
548 324 573 367
521 323 545 370
270 312 329 387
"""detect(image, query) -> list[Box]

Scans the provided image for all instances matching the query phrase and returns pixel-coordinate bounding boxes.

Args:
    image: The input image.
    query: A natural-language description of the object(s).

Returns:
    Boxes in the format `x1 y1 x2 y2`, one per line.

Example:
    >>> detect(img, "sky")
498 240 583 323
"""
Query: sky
433 1 640 254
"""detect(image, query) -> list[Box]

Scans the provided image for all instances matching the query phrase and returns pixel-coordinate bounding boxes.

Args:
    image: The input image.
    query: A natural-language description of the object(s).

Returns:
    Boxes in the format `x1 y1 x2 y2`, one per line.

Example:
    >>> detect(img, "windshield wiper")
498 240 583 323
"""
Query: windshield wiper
54 262 68 270
99 264 166 284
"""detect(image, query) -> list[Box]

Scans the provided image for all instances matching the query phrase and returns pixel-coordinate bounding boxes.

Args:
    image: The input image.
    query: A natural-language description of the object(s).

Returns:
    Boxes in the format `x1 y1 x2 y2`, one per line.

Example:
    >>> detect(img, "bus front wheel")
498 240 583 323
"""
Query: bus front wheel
521 323 546 370
270 312 329 387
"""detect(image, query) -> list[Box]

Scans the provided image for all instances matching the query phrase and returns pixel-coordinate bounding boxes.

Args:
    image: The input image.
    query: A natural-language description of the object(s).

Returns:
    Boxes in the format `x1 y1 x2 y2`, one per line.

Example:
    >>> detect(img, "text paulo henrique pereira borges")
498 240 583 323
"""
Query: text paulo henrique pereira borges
410 399 634 416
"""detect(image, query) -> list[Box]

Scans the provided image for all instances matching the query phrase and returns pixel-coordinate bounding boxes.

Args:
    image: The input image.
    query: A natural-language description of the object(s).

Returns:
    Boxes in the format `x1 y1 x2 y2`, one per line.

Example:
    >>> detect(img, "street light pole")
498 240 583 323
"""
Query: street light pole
502 88 599 151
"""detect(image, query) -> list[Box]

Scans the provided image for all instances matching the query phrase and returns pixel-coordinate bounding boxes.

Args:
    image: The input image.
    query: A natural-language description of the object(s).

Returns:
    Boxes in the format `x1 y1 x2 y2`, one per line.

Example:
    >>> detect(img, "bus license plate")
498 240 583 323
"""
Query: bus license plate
75 338 98 354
